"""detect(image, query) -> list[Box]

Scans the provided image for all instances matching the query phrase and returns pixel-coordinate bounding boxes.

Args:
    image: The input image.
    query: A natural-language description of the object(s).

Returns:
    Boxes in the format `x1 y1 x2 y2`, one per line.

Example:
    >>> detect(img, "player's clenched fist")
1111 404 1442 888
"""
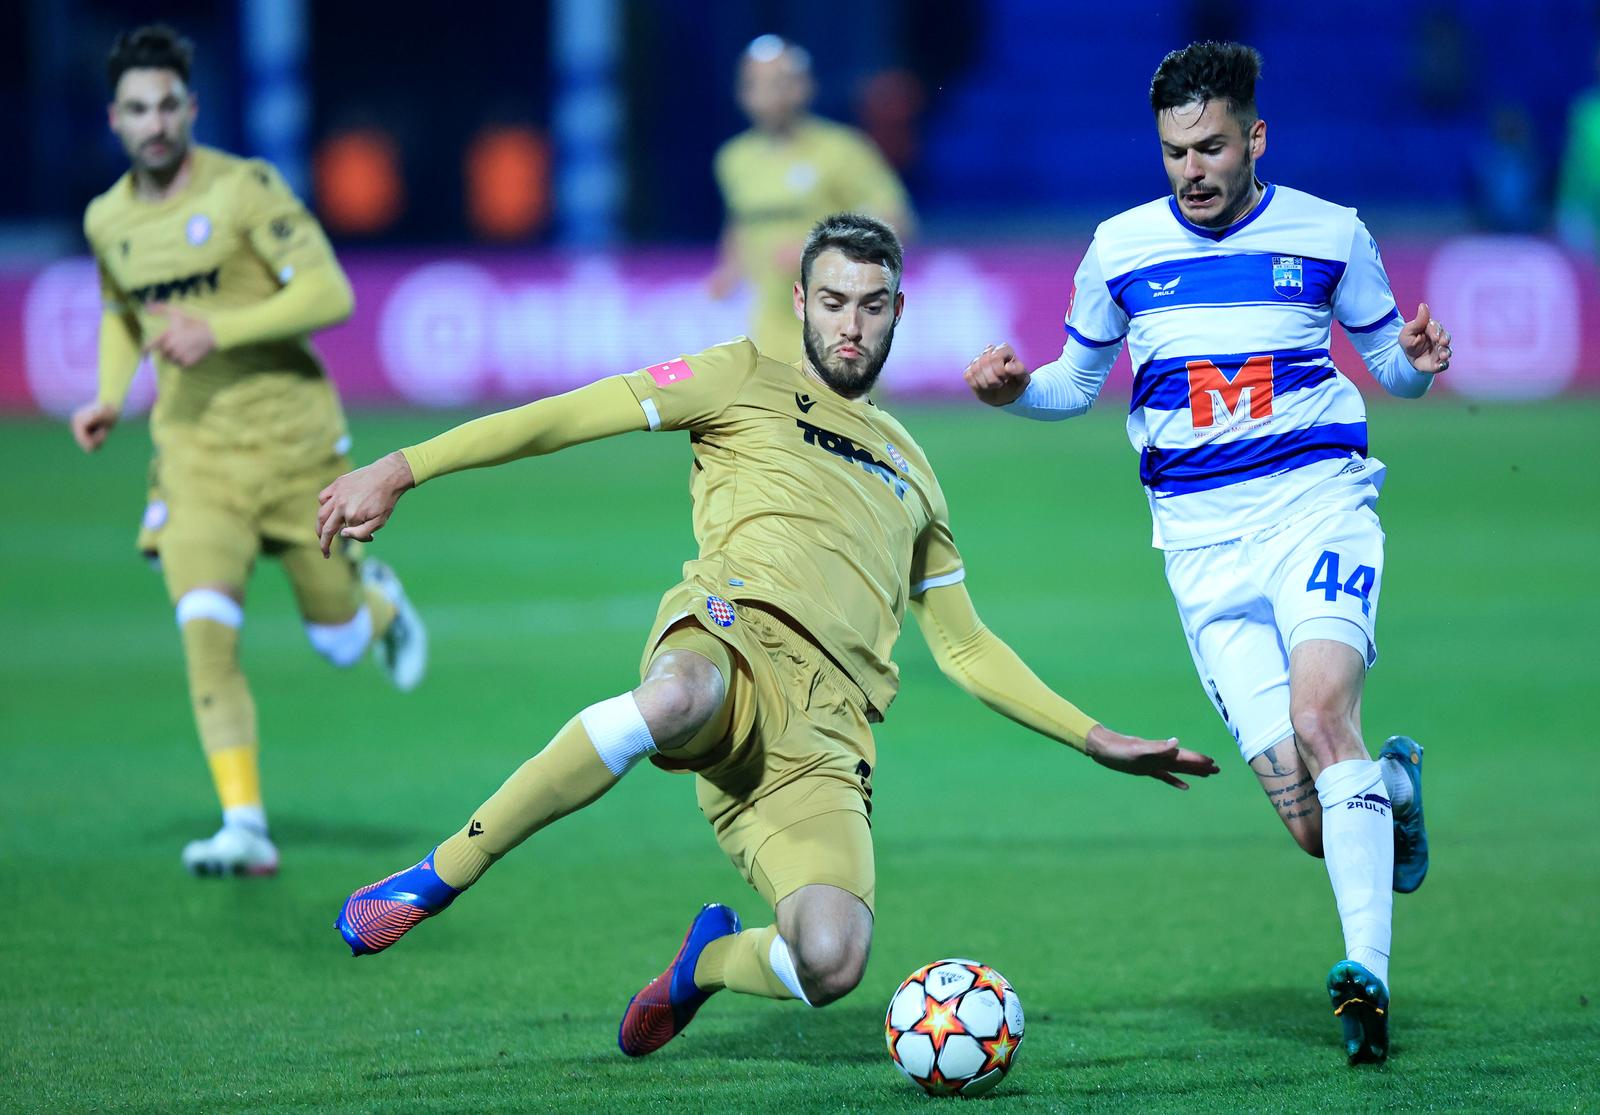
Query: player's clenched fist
70 400 119 453
964 342 1033 407
317 450 416 556
1398 302 1452 374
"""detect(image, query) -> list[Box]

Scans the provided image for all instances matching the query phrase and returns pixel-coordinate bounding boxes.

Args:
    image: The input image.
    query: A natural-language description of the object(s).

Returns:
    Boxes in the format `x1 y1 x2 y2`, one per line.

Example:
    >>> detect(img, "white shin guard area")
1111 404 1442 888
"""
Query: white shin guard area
578 693 658 776
304 606 373 668
769 934 813 1006
1316 758 1395 988
175 589 244 629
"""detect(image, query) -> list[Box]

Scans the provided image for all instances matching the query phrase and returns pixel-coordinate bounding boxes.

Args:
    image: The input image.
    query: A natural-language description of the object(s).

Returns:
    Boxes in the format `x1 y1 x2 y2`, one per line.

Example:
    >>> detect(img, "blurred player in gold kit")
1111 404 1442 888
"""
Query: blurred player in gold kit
69 25 427 878
707 35 914 363
322 213 1216 1055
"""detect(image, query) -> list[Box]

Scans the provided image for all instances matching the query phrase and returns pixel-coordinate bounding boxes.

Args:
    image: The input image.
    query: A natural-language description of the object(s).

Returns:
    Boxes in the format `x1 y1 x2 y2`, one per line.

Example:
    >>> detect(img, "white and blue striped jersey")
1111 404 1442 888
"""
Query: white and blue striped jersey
1006 183 1433 549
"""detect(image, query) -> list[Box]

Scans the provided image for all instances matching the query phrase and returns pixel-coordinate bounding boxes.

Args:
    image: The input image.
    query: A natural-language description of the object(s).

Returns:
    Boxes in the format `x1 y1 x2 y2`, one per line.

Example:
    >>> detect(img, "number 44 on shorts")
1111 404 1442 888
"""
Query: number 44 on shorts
1306 550 1376 616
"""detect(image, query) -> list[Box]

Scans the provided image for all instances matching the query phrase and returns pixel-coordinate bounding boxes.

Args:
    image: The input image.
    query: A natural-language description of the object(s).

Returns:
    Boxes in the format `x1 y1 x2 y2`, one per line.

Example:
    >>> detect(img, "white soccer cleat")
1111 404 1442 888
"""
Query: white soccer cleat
182 824 280 877
361 558 428 692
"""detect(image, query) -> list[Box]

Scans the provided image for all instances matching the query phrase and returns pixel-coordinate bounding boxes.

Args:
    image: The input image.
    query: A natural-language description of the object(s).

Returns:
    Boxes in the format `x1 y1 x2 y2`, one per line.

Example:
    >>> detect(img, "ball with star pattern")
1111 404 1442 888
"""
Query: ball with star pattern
885 959 1024 1097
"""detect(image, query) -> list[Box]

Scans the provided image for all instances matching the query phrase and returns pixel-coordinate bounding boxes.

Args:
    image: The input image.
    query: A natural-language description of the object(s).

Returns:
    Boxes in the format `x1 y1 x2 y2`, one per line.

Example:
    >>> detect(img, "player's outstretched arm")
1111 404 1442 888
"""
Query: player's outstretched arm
964 343 1033 407
316 375 650 555
909 580 1219 790
965 341 1111 420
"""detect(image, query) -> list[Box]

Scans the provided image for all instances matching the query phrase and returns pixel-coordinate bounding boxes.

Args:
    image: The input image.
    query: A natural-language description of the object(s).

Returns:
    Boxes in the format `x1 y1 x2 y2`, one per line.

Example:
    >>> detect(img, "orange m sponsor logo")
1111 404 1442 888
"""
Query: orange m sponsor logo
1187 355 1274 428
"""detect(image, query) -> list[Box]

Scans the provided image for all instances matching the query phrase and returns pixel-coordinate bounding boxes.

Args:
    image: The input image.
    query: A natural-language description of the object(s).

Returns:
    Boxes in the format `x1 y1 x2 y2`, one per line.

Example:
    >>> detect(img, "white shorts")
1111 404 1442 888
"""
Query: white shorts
1164 500 1385 763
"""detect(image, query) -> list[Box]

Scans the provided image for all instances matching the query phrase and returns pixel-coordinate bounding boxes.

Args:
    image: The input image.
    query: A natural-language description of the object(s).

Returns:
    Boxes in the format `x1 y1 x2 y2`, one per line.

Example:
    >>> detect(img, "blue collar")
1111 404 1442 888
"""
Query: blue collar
1167 182 1275 241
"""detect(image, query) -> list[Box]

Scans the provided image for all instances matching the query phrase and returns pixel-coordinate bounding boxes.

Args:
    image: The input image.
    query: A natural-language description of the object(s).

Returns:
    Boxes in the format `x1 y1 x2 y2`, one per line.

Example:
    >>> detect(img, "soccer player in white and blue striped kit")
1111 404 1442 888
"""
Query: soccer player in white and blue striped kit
966 42 1450 1065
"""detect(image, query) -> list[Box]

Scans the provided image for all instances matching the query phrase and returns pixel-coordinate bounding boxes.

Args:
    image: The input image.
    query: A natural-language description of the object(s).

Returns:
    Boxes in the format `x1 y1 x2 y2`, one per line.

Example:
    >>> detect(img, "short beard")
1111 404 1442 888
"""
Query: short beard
1189 156 1259 229
802 318 895 397
132 137 189 181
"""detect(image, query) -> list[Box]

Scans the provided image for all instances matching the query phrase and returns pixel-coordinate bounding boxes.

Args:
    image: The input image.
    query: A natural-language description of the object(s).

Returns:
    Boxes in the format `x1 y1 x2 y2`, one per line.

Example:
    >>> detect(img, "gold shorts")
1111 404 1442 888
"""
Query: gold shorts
141 448 361 619
642 583 877 911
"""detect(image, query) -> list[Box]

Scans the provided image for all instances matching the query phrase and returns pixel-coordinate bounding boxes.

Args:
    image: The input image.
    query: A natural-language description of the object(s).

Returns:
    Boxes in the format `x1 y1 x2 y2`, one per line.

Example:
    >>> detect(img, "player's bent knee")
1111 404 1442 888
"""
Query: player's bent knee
795 929 869 1006
1290 705 1357 764
304 606 372 668
634 653 727 752
175 587 244 630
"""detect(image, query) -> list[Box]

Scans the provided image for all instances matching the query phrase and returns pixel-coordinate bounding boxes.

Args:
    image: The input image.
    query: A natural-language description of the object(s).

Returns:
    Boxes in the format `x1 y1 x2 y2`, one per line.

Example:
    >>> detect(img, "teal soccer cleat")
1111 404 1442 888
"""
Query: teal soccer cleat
1381 735 1428 893
1327 960 1389 1064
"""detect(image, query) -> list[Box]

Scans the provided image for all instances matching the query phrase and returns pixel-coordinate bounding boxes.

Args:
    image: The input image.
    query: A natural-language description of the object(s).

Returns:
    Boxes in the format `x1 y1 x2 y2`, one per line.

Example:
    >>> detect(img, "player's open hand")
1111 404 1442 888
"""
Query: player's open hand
1084 724 1221 790
145 303 218 368
70 400 119 453
964 343 1032 407
317 450 415 556
1399 302 1451 374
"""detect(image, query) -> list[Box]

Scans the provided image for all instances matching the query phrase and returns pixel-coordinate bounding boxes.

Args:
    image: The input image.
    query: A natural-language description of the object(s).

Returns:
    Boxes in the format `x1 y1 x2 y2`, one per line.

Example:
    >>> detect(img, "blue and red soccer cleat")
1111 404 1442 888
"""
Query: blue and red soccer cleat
617 903 741 1057
335 849 460 956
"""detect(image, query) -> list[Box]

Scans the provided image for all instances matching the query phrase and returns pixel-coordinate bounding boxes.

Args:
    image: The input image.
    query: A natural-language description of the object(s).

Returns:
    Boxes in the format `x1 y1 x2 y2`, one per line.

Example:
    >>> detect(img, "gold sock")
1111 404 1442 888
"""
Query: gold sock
207 744 262 811
363 585 397 641
693 925 797 1000
433 715 620 889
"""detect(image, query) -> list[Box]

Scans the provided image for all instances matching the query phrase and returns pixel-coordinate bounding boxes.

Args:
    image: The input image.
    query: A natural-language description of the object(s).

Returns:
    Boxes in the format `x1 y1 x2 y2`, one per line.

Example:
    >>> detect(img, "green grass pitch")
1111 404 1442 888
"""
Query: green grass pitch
2 400 1596 1112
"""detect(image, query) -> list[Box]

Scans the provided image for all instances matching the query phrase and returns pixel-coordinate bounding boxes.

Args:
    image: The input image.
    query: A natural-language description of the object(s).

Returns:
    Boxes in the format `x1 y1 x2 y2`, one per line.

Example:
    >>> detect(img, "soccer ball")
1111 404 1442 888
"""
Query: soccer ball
885 958 1024 1097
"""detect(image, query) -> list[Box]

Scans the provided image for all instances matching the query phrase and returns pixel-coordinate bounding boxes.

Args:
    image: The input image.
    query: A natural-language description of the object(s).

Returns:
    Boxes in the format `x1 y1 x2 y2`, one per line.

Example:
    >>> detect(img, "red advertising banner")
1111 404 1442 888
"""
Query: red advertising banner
2 236 1594 415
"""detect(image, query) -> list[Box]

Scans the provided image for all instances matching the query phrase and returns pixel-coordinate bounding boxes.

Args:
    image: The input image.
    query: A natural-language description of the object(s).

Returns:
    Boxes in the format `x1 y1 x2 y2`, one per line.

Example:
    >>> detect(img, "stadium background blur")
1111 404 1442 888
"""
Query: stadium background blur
3 2 1597 1111
3 0 1600 411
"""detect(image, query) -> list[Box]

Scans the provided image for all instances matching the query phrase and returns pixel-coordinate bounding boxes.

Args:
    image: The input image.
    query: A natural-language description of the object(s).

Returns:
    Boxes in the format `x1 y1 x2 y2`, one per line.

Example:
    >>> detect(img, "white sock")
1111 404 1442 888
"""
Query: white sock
304 606 374 668
577 693 657 775
1379 752 1415 812
1316 759 1393 989
223 804 268 835
768 934 813 1006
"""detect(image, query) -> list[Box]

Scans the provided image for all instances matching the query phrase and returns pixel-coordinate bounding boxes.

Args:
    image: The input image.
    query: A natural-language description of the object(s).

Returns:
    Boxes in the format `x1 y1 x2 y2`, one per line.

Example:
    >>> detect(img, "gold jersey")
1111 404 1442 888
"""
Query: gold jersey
84 145 348 461
714 118 910 360
622 338 962 714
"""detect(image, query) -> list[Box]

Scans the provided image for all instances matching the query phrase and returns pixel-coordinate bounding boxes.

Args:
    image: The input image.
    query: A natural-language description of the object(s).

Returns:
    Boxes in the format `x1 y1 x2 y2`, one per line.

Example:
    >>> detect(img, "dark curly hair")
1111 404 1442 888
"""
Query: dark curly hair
800 212 903 291
107 24 194 95
1149 41 1262 127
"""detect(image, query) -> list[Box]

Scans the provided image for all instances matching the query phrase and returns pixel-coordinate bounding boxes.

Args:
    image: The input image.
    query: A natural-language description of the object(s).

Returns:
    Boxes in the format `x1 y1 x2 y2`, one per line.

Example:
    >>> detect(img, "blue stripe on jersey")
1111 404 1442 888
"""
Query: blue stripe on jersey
1344 306 1400 333
1108 252 1347 318
1065 323 1124 348
1130 349 1335 413
1141 422 1369 495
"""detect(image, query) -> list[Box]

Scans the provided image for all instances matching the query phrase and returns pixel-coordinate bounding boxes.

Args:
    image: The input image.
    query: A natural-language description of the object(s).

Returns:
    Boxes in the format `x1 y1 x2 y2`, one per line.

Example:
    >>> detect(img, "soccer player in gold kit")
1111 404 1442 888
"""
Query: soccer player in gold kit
323 212 1217 1055
69 26 427 877
707 35 914 363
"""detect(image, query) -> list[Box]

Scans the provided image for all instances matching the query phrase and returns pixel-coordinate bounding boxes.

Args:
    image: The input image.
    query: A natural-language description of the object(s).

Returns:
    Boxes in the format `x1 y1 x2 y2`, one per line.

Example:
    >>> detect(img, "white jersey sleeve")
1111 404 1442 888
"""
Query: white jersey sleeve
1334 218 1433 399
1004 238 1128 419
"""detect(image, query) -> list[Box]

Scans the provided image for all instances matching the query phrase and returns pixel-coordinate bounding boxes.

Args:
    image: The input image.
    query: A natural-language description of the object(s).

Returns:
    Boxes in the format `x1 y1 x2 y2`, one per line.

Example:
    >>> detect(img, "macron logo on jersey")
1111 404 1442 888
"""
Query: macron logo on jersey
1187 356 1274 429
647 359 693 387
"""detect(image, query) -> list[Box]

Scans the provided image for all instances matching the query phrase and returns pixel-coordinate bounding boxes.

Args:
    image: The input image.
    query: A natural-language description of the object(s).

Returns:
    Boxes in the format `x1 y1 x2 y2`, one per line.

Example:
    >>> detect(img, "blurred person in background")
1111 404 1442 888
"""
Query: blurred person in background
1557 45 1600 255
1469 103 1546 234
707 35 914 363
69 25 427 878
